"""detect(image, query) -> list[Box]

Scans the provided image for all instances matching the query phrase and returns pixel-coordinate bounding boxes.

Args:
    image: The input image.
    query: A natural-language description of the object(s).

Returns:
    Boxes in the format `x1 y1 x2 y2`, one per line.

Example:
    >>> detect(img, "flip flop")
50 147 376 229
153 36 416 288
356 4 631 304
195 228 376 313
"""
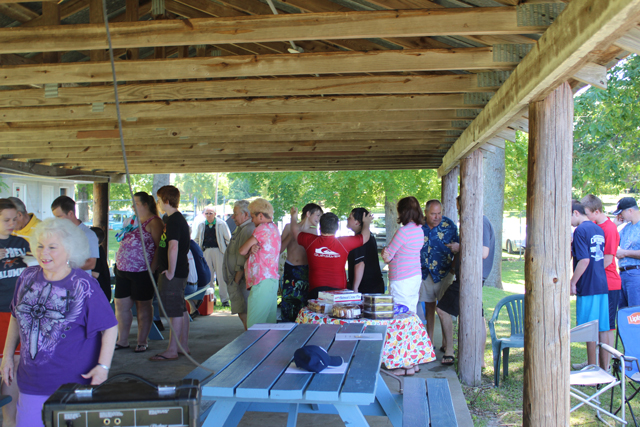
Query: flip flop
441 355 455 366
115 344 130 350
134 345 148 353
150 354 178 361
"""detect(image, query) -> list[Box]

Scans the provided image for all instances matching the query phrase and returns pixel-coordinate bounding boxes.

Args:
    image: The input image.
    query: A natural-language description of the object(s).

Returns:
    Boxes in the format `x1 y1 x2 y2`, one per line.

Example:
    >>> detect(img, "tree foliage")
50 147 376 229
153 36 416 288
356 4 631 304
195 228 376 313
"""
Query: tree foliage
174 173 231 211
230 169 441 221
573 54 640 197
503 131 529 213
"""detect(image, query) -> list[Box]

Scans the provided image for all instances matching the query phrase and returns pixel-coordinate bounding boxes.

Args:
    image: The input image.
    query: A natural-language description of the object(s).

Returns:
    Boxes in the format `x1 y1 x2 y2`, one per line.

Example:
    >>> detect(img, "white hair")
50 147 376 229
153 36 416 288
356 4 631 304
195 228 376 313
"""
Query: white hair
31 218 90 269
234 200 250 216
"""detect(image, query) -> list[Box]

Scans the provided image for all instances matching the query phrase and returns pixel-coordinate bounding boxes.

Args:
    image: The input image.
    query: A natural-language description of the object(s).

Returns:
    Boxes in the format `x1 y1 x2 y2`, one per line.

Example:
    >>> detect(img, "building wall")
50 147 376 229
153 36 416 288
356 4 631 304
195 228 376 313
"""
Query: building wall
0 173 76 220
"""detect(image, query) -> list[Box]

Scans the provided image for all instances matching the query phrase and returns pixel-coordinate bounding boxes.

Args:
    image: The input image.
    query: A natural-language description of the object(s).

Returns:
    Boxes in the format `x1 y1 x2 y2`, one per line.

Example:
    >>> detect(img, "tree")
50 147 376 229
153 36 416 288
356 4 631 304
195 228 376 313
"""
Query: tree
230 169 441 239
503 131 529 213
573 54 640 197
174 173 230 212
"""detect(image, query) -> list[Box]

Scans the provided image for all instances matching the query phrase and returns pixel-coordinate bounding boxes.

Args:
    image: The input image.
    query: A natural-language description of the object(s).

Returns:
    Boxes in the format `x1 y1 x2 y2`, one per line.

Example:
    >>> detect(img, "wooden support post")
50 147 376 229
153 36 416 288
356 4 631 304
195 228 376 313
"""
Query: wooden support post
522 82 572 426
458 149 483 387
441 165 459 220
93 182 109 255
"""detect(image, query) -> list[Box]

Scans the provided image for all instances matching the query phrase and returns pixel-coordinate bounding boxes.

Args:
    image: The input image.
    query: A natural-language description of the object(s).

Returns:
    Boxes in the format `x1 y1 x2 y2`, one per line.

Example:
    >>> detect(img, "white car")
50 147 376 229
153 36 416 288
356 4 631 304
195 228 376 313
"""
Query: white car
502 223 526 254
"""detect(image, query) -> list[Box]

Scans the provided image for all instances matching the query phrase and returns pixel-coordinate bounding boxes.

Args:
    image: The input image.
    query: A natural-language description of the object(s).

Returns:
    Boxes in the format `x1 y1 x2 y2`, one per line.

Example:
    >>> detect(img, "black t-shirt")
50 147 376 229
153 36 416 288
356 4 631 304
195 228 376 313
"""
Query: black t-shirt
347 235 384 294
0 235 30 312
157 211 191 279
92 246 112 302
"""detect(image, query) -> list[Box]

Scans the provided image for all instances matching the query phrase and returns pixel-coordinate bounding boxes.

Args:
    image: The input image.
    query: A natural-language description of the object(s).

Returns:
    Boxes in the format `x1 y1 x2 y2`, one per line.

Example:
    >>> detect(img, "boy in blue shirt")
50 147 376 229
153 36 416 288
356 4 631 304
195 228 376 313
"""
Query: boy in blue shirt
571 200 609 367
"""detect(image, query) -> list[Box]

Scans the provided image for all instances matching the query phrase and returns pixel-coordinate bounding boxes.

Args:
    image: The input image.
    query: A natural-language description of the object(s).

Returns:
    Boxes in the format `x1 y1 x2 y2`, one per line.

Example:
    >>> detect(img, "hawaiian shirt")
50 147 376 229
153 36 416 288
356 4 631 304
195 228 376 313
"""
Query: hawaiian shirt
245 222 281 289
420 216 459 283
619 220 640 268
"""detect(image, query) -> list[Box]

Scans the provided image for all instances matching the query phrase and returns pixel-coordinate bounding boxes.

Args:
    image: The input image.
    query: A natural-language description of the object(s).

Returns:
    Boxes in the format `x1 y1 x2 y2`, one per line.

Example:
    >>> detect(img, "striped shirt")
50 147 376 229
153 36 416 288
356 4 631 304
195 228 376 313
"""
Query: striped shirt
386 222 423 281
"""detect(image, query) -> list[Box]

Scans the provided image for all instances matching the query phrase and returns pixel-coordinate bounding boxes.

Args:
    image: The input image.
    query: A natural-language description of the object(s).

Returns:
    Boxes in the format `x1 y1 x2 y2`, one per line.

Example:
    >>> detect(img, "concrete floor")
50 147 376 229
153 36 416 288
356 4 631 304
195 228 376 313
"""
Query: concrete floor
0 310 473 427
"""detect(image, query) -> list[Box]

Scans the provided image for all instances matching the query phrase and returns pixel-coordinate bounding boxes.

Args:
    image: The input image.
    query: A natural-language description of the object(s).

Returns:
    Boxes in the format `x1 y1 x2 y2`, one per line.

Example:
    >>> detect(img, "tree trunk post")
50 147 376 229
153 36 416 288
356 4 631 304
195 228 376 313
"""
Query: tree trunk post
458 149 484 386
93 182 109 254
483 148 506 289
522 82 573 426
441 165 459 221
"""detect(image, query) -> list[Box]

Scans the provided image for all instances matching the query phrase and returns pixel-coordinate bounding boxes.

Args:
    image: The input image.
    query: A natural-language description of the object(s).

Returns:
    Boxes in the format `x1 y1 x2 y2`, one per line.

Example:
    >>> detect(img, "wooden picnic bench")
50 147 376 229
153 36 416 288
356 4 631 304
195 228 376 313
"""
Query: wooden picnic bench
185 322 407 427
402 377 458 427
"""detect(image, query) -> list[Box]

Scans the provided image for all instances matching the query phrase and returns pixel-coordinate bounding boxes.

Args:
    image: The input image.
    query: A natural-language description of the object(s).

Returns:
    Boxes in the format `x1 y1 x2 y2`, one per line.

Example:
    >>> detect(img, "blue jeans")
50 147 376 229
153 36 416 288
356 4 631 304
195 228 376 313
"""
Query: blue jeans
620 269 640 309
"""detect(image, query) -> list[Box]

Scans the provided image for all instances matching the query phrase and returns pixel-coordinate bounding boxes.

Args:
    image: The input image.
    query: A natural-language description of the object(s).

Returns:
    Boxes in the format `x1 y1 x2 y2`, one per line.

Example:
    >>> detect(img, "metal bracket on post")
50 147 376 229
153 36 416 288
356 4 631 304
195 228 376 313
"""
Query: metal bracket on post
92 102 105 113
477 71 512 88
517 3 566 27
464 92 493 106
44 84 58 98
493 44 534 63
457 109 482 119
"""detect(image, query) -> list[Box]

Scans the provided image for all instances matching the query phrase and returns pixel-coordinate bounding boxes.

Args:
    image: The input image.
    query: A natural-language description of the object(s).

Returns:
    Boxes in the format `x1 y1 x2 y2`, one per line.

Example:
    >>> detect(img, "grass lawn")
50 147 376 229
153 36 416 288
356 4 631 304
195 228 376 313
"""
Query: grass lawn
467 253 639 426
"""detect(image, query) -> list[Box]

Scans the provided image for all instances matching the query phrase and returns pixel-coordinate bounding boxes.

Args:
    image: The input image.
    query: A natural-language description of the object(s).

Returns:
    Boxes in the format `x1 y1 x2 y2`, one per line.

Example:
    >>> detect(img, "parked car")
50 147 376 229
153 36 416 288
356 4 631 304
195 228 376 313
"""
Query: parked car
370 214 386 249
502 223 526 254
108 210 132 231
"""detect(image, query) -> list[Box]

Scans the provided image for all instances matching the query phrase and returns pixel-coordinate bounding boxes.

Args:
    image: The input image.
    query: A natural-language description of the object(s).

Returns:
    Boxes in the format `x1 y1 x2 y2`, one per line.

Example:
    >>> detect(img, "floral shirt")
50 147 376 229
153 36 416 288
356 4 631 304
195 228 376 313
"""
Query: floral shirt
420 216 459 283
245 222 281 289
115 216 158 272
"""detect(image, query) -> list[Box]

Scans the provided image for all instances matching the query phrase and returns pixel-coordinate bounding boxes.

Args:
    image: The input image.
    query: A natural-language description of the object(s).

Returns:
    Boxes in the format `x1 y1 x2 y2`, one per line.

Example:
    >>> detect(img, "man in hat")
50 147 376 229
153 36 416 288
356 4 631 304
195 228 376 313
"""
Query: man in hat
614 197 640 308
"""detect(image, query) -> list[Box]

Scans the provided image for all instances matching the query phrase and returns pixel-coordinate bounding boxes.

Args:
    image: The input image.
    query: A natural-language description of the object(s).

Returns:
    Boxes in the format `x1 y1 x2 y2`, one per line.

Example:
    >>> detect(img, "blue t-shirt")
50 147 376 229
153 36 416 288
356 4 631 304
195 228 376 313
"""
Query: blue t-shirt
572 221 607 296
619 220 640 268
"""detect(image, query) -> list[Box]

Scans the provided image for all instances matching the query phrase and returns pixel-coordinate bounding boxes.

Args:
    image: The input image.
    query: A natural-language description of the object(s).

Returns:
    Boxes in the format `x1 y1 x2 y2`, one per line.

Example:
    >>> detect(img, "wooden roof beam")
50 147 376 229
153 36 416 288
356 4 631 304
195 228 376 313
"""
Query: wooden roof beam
0 93 488 122
0 47 518 85
438 0 640 176
0 159 114 182
615 24 640 54
0 8 548 54
0 74 496 108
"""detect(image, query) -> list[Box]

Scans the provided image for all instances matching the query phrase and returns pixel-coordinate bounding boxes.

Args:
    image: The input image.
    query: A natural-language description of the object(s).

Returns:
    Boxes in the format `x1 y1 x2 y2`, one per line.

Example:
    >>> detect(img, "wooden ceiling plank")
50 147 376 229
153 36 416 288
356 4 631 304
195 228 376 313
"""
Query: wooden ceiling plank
572 62 607 90
438 0 640 176
0 93 484 122
0 74 493 107
0 3 38 22
3 131 454 145
0 8 548 54
0 47 518 85
614 25 640 54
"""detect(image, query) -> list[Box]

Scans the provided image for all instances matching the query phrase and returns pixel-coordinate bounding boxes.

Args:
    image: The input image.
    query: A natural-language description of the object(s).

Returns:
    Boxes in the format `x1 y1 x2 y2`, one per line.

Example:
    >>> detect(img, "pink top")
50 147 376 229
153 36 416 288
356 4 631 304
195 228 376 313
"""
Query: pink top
115 216 158 272
385 222 423 281
246 222 281 289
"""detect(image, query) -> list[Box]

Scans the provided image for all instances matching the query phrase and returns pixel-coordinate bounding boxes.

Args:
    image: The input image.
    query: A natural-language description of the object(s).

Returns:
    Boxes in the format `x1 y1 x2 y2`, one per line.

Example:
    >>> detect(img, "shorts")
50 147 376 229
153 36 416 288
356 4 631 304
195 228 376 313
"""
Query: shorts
608 289 621 330
0 312 20 357
389 274 422 313
437 278 460 317
114 264 155 301
228 280 250 315
576 294 610 332
279 262 309 322
157 274 188 318
419 273 454 303
247 278 278 328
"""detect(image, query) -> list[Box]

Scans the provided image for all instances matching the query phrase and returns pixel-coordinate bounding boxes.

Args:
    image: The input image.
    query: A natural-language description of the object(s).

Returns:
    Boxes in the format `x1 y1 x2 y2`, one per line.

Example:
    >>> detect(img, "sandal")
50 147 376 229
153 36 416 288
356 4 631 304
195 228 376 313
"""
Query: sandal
115 344 130 350
134 345 148 353
441 355 455 366
389 368 415 376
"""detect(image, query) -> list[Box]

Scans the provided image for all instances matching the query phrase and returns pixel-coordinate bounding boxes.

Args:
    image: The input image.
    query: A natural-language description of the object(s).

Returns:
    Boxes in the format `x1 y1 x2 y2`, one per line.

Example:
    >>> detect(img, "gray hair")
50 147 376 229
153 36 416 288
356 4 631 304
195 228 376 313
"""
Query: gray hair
31 218 90 269
8 197 27 214
425 199 442 210
234 200 250 216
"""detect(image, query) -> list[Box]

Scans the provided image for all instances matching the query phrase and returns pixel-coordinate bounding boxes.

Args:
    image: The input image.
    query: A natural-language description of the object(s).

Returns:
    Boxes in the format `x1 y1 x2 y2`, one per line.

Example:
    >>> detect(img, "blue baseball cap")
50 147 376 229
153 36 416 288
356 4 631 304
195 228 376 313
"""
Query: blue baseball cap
294 345 343 373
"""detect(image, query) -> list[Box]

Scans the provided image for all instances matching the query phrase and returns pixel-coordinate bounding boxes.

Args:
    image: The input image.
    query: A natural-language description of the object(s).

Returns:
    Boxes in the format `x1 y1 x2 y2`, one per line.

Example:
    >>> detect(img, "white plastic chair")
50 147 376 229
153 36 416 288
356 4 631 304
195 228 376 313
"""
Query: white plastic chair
570 320 627 425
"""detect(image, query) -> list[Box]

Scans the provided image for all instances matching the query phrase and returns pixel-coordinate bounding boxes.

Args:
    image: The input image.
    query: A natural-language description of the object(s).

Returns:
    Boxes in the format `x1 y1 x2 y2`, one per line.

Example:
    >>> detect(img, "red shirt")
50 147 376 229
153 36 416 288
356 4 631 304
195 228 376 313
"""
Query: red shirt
598 218 622 291
298 233 364 291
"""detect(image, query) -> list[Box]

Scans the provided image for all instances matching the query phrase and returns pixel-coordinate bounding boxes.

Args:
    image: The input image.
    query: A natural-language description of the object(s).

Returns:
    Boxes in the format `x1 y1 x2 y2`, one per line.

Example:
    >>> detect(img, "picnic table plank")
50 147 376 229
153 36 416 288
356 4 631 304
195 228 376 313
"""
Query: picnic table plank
305 323 365 402
185 329 269 383
341 325 387 404
204 329 293 397
427 378 458 427
184 330 268 385
236 324 319 399
270 324 342 400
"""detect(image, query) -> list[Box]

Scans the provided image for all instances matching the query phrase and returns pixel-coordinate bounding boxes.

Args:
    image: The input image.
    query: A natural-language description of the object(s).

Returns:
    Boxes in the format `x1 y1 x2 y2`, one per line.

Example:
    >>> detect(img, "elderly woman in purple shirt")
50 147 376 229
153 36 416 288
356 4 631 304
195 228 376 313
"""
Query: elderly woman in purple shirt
1 218 117 427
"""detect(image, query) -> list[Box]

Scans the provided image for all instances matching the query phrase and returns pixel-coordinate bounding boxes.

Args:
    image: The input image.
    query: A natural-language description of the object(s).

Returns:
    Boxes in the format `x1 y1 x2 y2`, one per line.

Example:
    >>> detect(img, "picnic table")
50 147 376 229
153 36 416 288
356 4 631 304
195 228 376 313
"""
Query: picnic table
296 307 436 369
187 322 405 427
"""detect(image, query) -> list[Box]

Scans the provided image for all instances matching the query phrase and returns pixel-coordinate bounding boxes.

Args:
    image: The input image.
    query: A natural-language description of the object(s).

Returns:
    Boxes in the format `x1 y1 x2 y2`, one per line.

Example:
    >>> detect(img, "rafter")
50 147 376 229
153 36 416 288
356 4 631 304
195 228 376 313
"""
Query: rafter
0 8 547 55
0 74 495 108
0 47 518 85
